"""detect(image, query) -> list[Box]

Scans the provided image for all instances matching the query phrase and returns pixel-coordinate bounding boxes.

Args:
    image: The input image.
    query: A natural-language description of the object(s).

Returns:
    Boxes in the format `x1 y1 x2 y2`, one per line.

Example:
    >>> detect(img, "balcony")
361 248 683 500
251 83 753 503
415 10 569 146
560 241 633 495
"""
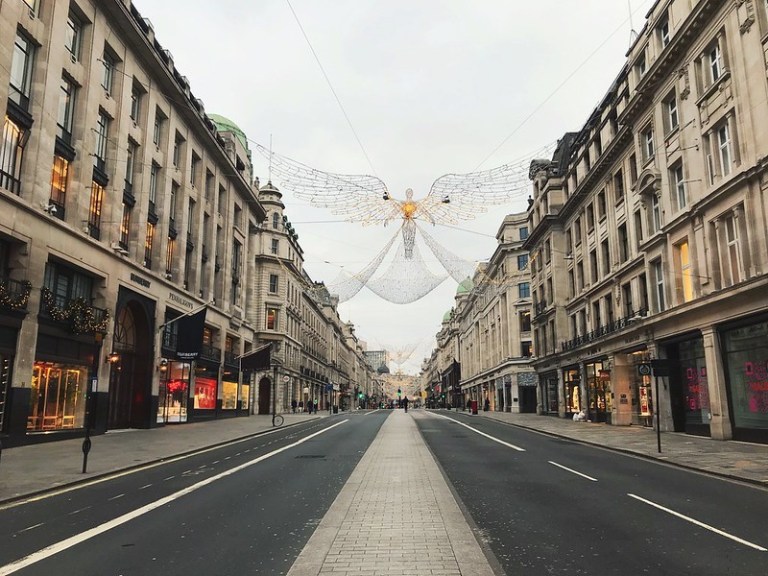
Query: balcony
0 277 31 313
224 350 239 367
39 288 109 335
199 344 221 363
560 309 648 352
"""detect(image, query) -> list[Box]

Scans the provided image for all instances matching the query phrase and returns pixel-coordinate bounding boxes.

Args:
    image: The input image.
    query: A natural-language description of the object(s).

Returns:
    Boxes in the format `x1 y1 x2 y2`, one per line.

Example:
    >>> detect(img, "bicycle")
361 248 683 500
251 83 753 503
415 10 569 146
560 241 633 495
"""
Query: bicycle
272 413 284 427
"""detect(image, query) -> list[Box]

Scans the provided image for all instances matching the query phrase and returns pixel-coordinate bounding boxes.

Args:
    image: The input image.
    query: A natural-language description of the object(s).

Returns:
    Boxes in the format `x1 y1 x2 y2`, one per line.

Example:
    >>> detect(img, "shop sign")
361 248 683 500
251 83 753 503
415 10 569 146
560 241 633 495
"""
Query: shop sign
130 273 151 289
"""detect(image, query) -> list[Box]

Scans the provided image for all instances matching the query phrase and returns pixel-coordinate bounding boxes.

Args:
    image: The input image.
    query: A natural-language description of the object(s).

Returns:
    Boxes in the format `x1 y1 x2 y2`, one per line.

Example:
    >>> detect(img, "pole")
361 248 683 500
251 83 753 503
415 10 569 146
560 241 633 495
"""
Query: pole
156 301 209 333
655 374 662 453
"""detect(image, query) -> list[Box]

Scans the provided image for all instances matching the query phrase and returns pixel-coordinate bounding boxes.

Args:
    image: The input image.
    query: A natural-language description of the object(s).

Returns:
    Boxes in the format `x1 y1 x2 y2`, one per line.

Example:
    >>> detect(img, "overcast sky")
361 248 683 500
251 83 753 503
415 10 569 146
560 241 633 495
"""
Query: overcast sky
138 0 655 374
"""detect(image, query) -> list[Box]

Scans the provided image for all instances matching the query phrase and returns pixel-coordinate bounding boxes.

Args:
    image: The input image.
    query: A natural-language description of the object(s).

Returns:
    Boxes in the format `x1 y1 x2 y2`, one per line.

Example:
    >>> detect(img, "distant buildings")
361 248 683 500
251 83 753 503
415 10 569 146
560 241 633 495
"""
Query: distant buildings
0 0 374 446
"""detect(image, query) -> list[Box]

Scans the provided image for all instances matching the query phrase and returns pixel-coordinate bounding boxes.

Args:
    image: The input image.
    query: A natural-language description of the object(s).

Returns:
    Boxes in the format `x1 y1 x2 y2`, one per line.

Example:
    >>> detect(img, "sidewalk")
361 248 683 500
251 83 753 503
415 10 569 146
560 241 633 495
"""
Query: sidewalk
0 412 322 503
476 410 768 486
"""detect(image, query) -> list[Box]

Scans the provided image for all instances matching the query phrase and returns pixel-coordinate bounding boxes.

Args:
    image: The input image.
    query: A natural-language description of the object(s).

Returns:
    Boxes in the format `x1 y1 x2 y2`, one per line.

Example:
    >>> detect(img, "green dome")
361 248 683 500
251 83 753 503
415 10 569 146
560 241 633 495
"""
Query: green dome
456 277 474 295
209 114 250 157
442 310 453 322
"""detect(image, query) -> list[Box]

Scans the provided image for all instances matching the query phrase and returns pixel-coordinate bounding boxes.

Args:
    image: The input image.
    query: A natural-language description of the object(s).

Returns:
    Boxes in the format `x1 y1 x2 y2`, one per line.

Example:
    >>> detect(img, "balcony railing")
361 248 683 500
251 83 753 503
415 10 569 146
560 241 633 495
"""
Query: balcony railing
39 287 109 334
224 350 239 367
560 308 648 352
0 277 31 312
199 344 221 363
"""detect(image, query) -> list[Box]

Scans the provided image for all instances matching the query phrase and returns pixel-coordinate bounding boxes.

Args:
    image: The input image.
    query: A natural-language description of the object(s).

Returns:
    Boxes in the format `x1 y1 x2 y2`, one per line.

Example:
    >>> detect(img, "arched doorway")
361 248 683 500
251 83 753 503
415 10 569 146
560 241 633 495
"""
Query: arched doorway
258 376 272 415
107 301 152 428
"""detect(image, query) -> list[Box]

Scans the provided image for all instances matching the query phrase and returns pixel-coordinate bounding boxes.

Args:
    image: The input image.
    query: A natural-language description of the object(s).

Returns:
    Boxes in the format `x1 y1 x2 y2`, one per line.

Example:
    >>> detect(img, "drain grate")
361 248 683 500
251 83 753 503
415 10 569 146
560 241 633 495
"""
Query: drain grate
295 454 326 459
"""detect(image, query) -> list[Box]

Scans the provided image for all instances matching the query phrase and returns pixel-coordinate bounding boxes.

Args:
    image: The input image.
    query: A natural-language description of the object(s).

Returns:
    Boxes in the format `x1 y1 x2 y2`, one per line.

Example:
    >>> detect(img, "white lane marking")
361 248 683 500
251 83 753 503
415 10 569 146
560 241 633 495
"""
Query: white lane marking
548 461 598 482
627 493 767 552
212 460 220 465
0 425 292 511
162 476 175 481
138 484 152 491
107 494 124 501
16 523 44 534
0 420 348 575
431 412 525 451
67 507 91 516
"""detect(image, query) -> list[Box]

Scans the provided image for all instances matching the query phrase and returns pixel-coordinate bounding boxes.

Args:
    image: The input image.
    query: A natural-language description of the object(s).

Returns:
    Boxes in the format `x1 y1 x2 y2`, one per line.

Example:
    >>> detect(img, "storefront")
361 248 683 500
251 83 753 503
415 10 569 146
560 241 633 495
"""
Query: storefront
585 361 611 423
157 360 191 423
721 318 768 443
627 351 653 427
663 334 706 435
193 363 219 416
563 367 580 416
539 372 559 415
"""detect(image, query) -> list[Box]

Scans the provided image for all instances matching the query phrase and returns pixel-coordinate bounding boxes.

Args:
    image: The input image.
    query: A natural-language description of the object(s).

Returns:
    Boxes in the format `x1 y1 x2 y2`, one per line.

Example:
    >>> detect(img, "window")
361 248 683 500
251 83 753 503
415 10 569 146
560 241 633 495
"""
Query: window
665 92 679 133
101 51 115 94
576 261 584 291
658 14 670 47
605 294 614 325
519 226 529 240
65 13 82 61
271 238 279 255
519 310 531 333
672 163 686 210
634 210 644 247
518 282 530 299
723 213 743 286
50 156 69 218
652 259 665 312
119 202 131 249
172 133 183 167
124 141 137 194
517 254 528 270
205 170 214 199
169 182 178 224
149 163 160 215
642 126 655 162
629 153 638 185
190 152 200 187
144 221 155 268
590 249 598 283
94 111 109 172
707 39 724 84
521 342 532 358
597 191 606 220
269 274 279 293
57 76 76 143
153 107 166 147
10 31 35 110
601 240 610 276
266 307 278 330
650 194 662 234
639 273 649 313
165 236 175 277
130 84 141 122
586 204 594 232
717 123 732 176
87 181 104 239
618 224 629 263
622 282 633 317
592 301 601 329
187 199 196 242
574 217 582 245
613 170 624 204
675 240 694 303
0 117 26 195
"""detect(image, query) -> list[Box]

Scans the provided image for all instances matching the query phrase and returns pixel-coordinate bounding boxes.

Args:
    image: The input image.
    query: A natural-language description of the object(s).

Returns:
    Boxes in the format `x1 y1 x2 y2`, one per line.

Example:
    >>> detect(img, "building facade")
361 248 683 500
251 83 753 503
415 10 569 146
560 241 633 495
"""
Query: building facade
525 0 768 443
424 212 535 412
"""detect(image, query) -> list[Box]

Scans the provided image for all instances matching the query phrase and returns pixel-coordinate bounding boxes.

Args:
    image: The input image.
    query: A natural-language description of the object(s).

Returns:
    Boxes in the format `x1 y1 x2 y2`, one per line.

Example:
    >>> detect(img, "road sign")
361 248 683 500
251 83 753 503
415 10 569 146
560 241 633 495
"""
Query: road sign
638 363 651 376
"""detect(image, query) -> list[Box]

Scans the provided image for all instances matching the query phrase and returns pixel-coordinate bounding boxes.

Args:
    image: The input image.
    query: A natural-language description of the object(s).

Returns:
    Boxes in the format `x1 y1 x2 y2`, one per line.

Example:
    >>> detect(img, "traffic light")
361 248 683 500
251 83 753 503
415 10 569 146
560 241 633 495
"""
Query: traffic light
358 391 364 399
397 388 402 397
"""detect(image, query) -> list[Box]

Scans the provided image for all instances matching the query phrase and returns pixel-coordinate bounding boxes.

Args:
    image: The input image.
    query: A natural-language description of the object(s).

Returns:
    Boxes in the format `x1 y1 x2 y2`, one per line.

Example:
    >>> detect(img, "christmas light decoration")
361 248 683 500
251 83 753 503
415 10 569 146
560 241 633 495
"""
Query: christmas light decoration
0 279 31 311
41 288 110 335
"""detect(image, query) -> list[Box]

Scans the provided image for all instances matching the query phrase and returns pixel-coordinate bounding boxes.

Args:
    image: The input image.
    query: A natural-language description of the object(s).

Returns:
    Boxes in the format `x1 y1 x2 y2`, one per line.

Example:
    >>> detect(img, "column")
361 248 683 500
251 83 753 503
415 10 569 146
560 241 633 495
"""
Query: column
701 327 732 440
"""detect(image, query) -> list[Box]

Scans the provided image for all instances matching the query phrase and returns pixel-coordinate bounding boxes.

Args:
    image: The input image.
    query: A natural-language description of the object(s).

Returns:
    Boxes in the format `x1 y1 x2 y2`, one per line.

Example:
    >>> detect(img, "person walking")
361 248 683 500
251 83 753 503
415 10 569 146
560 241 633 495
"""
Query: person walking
314 399 319 413
402 396 409 413
291 399 297 413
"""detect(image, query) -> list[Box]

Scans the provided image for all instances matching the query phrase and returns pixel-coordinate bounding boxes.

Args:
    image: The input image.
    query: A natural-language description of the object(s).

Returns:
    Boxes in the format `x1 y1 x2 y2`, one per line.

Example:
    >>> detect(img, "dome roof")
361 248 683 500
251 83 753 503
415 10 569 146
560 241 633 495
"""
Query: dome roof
442 310 453 322
456 277 474 295
209 114 250 155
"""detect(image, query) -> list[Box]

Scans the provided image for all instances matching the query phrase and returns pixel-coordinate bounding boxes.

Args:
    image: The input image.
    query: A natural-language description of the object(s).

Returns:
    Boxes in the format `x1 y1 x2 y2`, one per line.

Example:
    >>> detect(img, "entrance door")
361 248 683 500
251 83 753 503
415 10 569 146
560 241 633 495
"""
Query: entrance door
520 387 537 413
258 377 271 415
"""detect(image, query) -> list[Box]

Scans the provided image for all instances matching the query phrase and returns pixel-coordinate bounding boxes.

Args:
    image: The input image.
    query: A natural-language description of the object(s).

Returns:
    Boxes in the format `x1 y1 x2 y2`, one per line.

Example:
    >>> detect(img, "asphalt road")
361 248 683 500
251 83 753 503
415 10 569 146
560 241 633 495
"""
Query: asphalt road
416 410 768 576
0 412 388 576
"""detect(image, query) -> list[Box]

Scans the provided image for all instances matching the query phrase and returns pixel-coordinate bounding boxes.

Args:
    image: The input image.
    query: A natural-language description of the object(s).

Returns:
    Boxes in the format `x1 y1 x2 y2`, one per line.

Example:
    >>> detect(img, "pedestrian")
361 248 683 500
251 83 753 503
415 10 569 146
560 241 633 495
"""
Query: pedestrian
314 399 319 413
307 401 313 415
402 396 409 413
291 399 297 413
298 400 304 412
484 398 490 412
466 400 471 412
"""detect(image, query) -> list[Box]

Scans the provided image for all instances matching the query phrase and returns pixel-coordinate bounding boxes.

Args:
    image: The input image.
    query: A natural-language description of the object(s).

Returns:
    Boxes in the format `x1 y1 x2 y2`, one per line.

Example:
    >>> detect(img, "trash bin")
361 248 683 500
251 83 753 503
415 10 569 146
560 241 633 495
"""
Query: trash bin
333 405 338 414
470 400 478 415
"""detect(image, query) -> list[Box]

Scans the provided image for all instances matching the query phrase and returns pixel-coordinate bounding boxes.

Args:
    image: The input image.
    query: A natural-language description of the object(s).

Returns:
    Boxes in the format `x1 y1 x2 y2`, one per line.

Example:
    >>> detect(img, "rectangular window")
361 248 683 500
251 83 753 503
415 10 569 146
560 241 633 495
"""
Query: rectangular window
613 169 624 203
144 221 155 268
724 214 743 286
676 240 694 303
605 294 614 325
521 342 532 358
708 39 723 84
519 226 529 240
717 124 732 176
165 236 175 277
597 191 606 220
271 238 279 255
577 261 584 291
518 282 530 298
57 76 76 143
130 85 141 122
666 93 679 133
10 31 34 109
652 259 666 312
190 152 200 187
574 217 582 245
187 199 196 243
634 210 644 247
153 108 165 147
101 51 115 94
601 240 610 276
650 194 662 234
592 301 601 329
629 153 638 185
269 273 279 293
658 14 670 47
149 163 160 214
65 13 82 61
639 273 649 313
266 307 278 330
173 133 183 167
618 223 629 263
125 141 137 193
87 181 104 239
589 249 598 283
169 182 178 224
517 254 528 270
622 282 633 317
672 163 686 210
0 117 27 195
586 204 595 232
643 127 655 162
94 112 109 172
519 310 531 333
49 155 69 217
119 203 131 249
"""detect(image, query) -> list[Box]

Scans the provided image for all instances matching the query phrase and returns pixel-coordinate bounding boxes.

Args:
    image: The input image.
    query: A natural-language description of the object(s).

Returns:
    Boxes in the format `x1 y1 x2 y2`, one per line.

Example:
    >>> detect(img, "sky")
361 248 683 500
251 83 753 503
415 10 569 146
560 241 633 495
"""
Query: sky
138 0 655 374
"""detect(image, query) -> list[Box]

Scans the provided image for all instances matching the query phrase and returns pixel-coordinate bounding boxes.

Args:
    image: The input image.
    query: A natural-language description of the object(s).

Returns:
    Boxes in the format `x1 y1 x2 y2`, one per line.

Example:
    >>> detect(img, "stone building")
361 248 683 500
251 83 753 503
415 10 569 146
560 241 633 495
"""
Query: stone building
525 0 768 442
424 212 535 412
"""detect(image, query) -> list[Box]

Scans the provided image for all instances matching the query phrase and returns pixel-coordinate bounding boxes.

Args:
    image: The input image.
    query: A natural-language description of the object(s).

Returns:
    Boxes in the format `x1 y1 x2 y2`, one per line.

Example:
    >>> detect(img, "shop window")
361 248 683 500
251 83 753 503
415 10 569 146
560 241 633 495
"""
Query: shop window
28 363 87 431
194 376 217 410
266 307 278 330
723 320 768 432
1 116 27 196
563 369 581 414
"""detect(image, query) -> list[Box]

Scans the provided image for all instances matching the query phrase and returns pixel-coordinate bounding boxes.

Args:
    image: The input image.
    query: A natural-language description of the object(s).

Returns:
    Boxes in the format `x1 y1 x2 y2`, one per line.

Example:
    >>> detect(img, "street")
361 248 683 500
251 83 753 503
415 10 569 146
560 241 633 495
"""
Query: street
1 410 766 575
